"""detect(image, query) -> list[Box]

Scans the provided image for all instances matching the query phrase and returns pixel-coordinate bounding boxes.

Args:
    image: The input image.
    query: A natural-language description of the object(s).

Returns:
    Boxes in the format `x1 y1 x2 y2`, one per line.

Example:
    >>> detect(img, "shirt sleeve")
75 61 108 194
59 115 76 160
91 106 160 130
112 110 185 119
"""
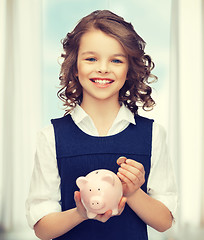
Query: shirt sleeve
25 124 61 229
147 122 178 221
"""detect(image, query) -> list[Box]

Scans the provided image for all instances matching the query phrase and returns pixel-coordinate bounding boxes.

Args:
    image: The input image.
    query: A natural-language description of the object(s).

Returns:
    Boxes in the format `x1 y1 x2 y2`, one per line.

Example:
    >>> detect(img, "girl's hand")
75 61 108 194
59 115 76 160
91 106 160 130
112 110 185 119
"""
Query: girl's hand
94 196 127 223
74 191 126 223
74 191 89 220
117 157 145 197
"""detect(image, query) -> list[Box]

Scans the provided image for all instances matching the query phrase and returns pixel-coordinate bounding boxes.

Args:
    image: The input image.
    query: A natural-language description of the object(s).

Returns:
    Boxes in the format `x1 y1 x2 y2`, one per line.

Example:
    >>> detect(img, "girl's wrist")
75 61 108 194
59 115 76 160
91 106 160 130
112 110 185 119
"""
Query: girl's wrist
74 207 88 222
126 188 141 201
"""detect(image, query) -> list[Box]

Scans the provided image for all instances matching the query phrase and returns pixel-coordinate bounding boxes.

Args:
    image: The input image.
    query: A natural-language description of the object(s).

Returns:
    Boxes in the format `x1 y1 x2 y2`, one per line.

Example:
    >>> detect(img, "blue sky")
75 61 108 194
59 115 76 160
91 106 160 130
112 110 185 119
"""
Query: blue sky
42 0 171 126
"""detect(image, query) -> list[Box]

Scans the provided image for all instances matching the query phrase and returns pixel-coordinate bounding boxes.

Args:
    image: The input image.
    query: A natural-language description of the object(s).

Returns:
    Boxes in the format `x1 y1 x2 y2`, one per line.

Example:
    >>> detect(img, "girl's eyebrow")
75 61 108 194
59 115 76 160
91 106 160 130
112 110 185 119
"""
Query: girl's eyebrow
112 53 127 58
81 51 127 58
81 51 96 56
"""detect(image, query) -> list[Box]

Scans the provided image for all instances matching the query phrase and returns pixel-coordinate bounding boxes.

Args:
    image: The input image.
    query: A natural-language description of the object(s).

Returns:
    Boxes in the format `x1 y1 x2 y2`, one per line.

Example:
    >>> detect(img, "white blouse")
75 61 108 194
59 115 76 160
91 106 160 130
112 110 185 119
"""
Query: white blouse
26 104 178 228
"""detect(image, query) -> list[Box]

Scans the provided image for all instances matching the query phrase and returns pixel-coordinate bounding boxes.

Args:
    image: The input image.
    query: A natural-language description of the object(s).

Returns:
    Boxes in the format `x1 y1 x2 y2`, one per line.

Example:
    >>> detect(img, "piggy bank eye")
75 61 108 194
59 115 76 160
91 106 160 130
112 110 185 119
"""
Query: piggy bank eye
98 188 100 191
96 171 99 174
89 189 92 191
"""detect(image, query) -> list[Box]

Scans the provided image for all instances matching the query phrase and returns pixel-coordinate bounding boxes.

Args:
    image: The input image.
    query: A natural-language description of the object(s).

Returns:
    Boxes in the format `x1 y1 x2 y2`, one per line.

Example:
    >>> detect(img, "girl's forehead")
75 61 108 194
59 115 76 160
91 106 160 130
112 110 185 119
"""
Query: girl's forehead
78 29 127 56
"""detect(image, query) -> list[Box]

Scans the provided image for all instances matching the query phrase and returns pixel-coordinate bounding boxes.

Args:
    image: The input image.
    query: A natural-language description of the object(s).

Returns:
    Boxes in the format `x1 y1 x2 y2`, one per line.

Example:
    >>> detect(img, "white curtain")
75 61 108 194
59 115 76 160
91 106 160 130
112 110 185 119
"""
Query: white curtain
169 0 204 229
0 0 42 232
0 0 204 237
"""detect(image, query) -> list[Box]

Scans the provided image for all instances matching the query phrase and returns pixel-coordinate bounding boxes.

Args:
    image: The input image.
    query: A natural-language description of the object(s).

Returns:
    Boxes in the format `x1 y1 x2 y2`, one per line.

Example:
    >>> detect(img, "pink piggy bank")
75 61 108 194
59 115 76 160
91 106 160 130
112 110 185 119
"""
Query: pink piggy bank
76 169 123 219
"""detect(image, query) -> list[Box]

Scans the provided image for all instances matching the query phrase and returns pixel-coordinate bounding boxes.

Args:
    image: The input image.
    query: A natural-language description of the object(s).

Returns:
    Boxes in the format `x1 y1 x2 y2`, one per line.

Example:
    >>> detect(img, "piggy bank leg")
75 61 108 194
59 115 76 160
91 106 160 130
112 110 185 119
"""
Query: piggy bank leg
87 211 97 219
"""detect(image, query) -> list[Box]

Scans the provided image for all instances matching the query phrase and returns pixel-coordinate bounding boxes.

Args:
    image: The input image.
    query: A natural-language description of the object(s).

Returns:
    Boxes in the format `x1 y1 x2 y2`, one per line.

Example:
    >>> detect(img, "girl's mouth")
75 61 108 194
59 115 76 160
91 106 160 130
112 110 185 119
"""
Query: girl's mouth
90 78 114 87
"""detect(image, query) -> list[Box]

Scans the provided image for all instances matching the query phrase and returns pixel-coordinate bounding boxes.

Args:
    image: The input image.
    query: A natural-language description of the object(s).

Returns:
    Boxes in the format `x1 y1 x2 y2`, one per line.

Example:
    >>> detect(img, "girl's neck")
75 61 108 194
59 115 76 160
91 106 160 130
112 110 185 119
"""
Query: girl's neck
80 98 121 136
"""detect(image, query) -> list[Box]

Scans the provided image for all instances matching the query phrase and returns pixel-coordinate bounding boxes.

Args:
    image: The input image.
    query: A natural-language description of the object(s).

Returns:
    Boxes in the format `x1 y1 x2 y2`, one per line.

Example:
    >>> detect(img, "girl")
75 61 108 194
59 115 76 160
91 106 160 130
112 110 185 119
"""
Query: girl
26 10 177 240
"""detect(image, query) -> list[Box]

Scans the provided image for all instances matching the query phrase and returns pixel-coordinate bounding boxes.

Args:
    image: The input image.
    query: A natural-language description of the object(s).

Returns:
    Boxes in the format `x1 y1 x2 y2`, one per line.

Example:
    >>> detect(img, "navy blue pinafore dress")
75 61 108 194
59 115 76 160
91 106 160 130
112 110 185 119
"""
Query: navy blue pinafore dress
51 114 153 240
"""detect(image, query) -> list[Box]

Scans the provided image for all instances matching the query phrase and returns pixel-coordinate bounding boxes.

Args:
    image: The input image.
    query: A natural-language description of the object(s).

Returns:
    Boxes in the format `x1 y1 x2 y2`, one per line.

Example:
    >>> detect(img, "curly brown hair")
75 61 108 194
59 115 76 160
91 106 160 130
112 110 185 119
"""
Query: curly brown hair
58 10 157 115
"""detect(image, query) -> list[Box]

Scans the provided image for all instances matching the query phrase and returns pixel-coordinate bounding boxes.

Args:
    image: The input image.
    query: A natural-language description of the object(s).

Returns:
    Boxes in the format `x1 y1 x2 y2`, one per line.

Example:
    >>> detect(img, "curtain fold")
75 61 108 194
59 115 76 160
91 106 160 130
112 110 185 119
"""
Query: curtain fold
0 0 42 231
169 0 204 228
201 0 204 227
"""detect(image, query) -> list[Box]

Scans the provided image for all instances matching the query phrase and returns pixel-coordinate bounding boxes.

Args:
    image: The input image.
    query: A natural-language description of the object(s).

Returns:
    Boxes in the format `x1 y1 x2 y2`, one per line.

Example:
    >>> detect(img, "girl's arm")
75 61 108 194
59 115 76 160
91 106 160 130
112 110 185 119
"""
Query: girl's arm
127 188 173 232
117 159 173 232
34 191 126 240
34 192 88 240
34 207 85 240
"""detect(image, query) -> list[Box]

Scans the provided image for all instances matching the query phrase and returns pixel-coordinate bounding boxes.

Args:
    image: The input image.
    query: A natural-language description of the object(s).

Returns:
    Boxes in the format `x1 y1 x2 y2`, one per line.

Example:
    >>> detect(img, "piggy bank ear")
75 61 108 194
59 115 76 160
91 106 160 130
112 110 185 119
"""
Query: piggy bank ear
102 174 114 186
76 177 88 189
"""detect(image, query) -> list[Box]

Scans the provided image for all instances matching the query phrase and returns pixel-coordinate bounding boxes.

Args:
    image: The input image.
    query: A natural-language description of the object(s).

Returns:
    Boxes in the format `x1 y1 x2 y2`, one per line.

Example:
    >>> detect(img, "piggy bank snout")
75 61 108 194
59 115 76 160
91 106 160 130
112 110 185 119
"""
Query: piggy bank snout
89 196 104 210
76 169 123 219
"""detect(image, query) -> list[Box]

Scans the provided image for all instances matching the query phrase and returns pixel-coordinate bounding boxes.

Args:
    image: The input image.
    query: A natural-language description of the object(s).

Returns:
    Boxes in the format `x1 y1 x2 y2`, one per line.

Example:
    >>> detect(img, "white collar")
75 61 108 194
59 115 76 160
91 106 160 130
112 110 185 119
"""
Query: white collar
70 104 89 124
70 104 136 126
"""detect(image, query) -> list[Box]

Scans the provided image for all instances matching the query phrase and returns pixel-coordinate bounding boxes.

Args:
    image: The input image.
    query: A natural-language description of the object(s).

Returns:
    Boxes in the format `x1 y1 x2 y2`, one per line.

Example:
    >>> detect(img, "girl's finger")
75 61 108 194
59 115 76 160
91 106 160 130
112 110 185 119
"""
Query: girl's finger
125 159 145 173
74 191 83 210
117 171 133 184
118 197 127 210
118 167 140 183
74 191 81 203
120 163 143 176
96 210 112 223
117 198 126 215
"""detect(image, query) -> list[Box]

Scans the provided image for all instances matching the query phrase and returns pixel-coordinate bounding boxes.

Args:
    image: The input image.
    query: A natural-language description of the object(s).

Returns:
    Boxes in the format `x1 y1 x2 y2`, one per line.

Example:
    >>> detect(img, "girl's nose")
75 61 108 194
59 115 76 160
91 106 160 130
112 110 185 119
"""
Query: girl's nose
97 61 109 74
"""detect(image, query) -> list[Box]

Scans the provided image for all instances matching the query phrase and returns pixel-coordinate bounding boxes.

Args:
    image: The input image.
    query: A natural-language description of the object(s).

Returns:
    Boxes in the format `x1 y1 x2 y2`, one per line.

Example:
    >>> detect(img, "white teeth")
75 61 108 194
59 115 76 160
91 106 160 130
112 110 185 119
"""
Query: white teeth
94 79 111 84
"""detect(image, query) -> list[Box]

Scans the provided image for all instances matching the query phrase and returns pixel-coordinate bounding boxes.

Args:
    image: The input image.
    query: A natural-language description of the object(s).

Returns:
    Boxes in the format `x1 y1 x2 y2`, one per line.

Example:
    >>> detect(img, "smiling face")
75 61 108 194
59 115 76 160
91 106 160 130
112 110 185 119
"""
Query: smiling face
77 29 129 105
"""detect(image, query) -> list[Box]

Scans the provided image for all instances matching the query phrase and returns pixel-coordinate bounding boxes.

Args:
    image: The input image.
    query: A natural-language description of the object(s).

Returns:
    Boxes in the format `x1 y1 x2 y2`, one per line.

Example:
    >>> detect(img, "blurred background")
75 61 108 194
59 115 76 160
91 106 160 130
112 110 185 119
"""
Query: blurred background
0 0 204 239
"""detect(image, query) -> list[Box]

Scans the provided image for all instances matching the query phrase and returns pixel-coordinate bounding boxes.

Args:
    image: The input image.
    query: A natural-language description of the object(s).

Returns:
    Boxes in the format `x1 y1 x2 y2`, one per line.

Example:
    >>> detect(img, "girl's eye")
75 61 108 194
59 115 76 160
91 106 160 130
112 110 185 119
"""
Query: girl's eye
112 59 123 63
85 58 97 62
